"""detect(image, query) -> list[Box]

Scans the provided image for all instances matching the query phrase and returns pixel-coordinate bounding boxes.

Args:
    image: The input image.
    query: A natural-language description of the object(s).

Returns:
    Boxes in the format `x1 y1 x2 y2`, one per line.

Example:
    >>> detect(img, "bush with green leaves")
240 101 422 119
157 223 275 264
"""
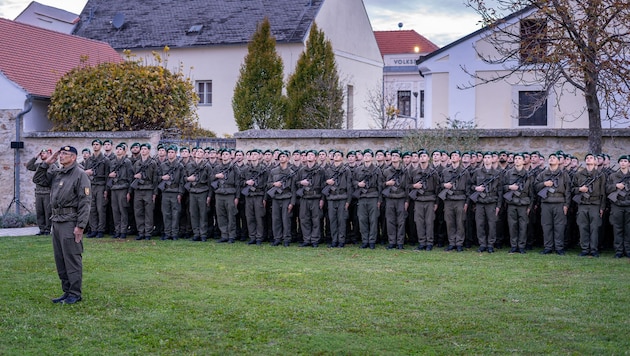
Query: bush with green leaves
0 213 25 228
401 118 480 153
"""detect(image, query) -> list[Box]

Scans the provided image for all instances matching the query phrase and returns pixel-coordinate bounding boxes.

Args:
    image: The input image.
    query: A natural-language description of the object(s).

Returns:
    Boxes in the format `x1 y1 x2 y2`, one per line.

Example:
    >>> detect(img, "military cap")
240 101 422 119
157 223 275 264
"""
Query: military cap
91 139 102 145
103 139 113 144
179 146 189 152
157 143 165 150
278 150 289 158
81 148 90 154
513 152 524 159
116 143 127 150
584 153 595 159
363 148 374 156
131 142 141 148
401 151 411 158
418 149 429 156
140 143 151 150
450 150 461 157
390 149 401 156
167 145 177 152
61 146 78 155
347 150 356 157
618 155 629 162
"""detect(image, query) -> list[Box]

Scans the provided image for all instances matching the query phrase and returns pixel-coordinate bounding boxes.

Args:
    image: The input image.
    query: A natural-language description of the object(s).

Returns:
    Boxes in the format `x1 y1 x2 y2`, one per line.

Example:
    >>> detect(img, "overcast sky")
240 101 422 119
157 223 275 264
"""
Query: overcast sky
0 0 483 47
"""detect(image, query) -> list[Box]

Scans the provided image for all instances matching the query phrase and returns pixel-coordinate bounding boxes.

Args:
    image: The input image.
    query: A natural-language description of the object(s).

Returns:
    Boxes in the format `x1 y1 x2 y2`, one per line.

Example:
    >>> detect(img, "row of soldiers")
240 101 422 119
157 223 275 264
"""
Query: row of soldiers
27 141 630 258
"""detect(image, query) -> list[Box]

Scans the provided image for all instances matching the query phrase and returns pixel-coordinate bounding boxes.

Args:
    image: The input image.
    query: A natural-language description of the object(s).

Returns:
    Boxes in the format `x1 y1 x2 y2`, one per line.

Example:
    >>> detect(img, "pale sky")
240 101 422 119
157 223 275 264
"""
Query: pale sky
0 0 484 47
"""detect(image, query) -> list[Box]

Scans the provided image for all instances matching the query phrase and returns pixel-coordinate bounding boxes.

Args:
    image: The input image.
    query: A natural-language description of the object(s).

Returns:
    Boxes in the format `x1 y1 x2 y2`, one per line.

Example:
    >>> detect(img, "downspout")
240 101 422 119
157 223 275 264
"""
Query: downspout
13 95 33 215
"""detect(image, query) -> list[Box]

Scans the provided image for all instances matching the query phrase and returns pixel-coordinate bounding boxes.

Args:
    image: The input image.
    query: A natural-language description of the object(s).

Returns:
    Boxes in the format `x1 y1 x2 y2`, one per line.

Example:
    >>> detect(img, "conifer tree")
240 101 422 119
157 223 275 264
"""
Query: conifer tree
233 17 286 130
286 23 344 129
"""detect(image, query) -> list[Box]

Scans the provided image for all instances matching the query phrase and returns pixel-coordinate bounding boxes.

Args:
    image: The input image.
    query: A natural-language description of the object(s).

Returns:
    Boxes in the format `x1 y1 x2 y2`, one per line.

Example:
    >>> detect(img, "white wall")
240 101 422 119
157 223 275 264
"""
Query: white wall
0 74 27 110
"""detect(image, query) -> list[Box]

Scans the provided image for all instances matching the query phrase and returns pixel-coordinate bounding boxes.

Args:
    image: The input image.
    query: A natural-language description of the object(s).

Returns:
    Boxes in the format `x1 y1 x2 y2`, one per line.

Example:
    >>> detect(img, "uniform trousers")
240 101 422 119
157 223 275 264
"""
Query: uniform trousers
507 204 528 249
577 204 601 253
133 189 154 237
541 202 566 251
189 191 209 238
357 197 379 244
35 192 52 233
52 220 83 298
414 200 435 246
299 198 322 244
385 197 406 245
443 200 466 247
110 189 129 235
89 184 106 233
610 204 630 255
272 198 292 243
245 195 265 242
161 191 181 238
475 203 497 248
327 199 348 245
215 193 237 239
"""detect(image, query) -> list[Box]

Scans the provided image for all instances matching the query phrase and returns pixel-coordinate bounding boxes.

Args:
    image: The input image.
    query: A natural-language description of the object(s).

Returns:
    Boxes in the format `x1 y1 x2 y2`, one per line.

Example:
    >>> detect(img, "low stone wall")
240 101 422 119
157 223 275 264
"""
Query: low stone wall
234 128 630 159
2 129 161 214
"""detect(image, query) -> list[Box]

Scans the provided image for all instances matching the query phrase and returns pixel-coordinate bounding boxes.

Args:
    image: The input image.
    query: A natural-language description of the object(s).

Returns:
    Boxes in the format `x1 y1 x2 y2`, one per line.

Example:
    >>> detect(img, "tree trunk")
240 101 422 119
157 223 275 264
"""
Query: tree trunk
584 70 602 154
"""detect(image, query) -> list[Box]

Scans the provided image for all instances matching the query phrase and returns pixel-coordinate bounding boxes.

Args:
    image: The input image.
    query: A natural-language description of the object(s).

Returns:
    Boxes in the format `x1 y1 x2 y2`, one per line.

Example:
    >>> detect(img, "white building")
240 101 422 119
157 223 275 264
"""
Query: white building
14 1 79 34
73 0 384 136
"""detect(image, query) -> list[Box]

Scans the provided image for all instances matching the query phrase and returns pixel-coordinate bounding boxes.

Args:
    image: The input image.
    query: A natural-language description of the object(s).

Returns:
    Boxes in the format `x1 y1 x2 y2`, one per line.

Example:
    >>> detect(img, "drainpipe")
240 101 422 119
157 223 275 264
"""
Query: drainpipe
12 95 33 215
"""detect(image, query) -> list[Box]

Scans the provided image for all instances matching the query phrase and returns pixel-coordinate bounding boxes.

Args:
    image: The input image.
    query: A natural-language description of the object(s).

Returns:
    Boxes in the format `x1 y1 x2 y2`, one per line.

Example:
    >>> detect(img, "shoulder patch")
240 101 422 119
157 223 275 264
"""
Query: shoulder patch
85 187 90 196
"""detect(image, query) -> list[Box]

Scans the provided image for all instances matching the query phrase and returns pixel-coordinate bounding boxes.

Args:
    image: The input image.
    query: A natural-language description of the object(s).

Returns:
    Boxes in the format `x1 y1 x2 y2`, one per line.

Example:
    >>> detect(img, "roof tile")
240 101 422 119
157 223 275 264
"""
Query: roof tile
374 30 439 56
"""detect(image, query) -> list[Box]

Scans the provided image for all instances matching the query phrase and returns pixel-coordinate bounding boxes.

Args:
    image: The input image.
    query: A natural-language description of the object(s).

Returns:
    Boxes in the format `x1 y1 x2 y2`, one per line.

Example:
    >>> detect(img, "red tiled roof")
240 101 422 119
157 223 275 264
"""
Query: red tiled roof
0 18 122 98
374 30 439 57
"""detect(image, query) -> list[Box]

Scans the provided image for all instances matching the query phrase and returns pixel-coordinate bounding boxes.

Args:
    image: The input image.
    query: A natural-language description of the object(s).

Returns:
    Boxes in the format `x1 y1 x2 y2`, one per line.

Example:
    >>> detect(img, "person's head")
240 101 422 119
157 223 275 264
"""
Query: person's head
618 155 629 170
292 150 302 164
347 151 356 164
418 150 429 164
115 143 127 157
180 147 190 159
306 150 317 163
103 139 113 152
333 150 344 163
450 150 461 164
390 150 401 164
431 150 441 163
81 148 91 161
59 146 78 167
584 153 596 166
548 153 559 167
221 149 231 162
130 143 141 155
513 153 524 167
483 152 493 166
278 151 289 164
91 139 102 153
140 143 151 157
40 148 52 160
462 152 471 165
167 146 177 160
363 149 373 164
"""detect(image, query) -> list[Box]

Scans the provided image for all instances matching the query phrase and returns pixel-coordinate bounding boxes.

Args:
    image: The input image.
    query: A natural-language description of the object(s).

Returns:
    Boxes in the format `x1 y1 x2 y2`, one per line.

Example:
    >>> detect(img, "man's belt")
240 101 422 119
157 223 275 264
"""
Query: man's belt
52 207 77 215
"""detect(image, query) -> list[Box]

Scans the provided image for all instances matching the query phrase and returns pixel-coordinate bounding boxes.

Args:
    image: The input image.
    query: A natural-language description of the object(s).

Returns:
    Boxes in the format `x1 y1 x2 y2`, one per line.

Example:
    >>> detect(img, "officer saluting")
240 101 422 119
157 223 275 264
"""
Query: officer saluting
33 146 91 305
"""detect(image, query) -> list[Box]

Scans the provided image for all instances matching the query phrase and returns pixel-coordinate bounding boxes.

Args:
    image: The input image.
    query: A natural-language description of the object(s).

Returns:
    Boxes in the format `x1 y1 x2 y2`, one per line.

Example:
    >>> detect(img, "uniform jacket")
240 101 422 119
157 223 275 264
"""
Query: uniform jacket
184 159 210 194
469 166 503 206
323 163 352 203
108 156 134 192
293 163 325 203
534 167 571 206
210 161 240 195
33 161 91 229
84 152 110 186
381 164 407 199
159 159 185 194
239 162 269 198
27 157 57 194
267 165 296 200
406 164 440 203
572 167 606 210
606 169 630 207
132 157 159 194
502 167 534 208
440 164 471 201
352 163 382 201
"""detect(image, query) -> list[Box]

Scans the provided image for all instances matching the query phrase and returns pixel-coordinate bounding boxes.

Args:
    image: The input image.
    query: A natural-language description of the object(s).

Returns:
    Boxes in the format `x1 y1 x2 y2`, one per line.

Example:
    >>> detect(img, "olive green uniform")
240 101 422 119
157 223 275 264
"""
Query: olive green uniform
440 165 471 249
131 157 158 239
34 160 91 299
407 165 440 248
534 168 571 252
382 164 407 247
352 163 382 247
85 153 110 235
211 162 240 242
185 159 210 240
267 165 296 245
323 163 352 246
27 157 56 234
572 168 606 254
502 167 534 250
293 163 325 245
240 163 269 244
469 167 503 249
158 159 185 239
108 156 134 237
606 169 630 256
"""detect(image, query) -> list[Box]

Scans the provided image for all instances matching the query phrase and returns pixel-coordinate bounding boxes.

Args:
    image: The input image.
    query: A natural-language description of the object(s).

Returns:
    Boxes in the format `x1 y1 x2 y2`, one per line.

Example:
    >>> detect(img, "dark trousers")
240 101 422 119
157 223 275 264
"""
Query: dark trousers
444 200 466 247
507 205 528 249
385 198 406 245
610 204 630 255
89 184 106 233
134 189 154 236
189 191 209 238
577 204 601 253
414 201 435 246
161 191 181 238
358 197 379 244
541 202 566 251
52 220 83 298
475 203 497 248
111 189 129 234
328 199 348 244
272 198 292 243
35 192 52 234
245 195 265 242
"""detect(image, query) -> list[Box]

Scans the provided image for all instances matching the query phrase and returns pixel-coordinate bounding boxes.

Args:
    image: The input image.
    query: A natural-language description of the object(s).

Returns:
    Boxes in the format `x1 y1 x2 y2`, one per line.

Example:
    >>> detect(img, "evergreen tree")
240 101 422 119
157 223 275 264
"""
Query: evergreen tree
286 23 344 129
233 17 286 130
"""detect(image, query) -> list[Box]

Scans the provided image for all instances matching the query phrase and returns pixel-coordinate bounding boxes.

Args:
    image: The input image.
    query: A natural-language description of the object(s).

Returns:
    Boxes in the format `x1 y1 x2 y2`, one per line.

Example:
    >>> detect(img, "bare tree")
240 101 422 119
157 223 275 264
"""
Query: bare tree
365 81 414 129
464 0 630 153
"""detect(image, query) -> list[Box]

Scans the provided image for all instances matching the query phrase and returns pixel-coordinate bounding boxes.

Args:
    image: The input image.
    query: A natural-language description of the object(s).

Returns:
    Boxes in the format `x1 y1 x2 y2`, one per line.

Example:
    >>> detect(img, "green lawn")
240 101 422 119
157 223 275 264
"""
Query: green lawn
1 236 629 355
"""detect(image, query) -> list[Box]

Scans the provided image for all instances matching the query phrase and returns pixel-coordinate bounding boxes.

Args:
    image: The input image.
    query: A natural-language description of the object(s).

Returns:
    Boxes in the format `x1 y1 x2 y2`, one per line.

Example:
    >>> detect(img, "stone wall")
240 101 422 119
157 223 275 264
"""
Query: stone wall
1 125 161 214
234 128 630 159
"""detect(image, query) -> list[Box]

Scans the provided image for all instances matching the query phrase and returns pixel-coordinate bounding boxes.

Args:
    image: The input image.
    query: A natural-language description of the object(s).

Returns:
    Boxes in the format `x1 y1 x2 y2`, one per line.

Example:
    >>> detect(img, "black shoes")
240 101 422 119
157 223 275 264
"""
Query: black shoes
369 243 376 249
52 294 68 303
271 241 281 246
360 243 369 249
456 246 464 252
477 246 487 253
386 244 395 250
556 250 566 256
247 240 257 245
217 238 229 243
614 253 623 258
415 245 426 251
299 242 311 247
487 247 495 253
445 245 455 251
426 245 433 251
519 248 526 254
338 243 345 248
63 295 82 304
135 235 144 240
578 251 590 257
397 244 404 250
283 241 290 247
540 249 553 255
592 252 600 258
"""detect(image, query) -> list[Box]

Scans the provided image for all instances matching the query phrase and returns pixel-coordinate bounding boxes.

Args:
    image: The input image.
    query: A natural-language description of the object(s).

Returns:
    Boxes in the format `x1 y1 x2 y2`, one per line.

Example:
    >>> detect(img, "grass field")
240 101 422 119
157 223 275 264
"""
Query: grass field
1 235 629 355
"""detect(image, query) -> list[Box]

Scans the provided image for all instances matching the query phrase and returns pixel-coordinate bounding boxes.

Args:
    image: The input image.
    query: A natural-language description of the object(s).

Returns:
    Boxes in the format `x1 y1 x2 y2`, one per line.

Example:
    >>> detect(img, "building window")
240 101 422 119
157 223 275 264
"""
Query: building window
519 91 547 126
397 91 411 117
520 19 547 64
197 81 212 106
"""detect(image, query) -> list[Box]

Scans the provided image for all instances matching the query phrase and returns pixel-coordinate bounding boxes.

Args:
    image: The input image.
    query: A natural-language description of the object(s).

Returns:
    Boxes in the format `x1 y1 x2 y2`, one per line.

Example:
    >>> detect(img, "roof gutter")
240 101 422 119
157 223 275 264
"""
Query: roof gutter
9 94 33 215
